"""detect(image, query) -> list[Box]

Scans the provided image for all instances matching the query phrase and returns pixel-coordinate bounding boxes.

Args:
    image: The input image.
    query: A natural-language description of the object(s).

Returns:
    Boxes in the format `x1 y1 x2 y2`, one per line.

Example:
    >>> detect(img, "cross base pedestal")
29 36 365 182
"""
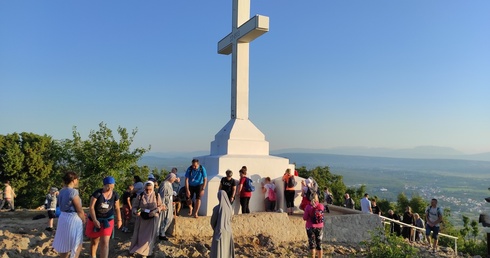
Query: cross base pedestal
211 119 270 156
194 154 301 216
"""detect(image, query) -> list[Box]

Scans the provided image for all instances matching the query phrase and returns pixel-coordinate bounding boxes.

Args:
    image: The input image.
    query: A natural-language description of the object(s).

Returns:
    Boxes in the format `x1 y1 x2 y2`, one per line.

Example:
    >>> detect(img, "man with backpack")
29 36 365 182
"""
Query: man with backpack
185 159 207 218
425 198 443 254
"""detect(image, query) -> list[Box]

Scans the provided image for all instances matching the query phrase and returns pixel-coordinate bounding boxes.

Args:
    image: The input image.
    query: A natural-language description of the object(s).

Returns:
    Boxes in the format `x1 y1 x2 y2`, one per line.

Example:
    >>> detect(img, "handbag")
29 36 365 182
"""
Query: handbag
137 192 159 220
140 210 152 220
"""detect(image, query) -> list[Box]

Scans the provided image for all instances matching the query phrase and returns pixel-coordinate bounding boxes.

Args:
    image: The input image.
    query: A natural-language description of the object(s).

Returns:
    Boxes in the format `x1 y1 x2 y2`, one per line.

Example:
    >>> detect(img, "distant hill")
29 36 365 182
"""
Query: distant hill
139 149 490 176
274 152 490 176
271 146 490 162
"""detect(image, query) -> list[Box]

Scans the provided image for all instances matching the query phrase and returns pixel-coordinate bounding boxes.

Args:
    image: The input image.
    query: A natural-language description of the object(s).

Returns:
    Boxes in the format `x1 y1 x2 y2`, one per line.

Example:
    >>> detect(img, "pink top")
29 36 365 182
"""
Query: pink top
303 203 324 228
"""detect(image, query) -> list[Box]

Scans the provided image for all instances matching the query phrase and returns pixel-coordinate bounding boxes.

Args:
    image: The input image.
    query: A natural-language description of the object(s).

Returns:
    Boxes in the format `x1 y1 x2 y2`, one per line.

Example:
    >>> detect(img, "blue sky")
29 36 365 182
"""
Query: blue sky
1 1 489 154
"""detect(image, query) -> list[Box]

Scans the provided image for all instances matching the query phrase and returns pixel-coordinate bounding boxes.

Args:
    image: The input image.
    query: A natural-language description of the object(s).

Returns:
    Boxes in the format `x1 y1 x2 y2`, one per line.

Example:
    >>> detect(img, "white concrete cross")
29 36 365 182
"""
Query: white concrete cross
218 0 269 120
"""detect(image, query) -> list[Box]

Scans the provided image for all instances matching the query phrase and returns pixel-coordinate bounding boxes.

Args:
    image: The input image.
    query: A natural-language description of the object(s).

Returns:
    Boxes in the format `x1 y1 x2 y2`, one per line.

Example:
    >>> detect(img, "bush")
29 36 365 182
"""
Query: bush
460 239 487 257
361 230 420 258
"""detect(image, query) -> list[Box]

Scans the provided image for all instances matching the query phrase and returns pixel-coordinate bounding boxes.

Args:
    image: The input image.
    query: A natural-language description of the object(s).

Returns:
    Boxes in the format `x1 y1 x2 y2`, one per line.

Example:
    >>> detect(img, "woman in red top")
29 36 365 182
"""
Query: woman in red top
282 169 296 215
237 168 252 214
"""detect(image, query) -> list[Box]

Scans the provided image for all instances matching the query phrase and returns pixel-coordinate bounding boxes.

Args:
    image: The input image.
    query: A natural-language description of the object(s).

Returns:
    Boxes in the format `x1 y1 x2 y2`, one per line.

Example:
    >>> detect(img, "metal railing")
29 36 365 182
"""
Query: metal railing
380 215 459 253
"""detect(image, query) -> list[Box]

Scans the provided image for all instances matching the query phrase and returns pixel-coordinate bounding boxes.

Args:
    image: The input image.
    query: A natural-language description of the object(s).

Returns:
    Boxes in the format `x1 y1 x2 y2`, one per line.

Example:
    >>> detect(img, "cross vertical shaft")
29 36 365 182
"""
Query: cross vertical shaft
218 0 269 120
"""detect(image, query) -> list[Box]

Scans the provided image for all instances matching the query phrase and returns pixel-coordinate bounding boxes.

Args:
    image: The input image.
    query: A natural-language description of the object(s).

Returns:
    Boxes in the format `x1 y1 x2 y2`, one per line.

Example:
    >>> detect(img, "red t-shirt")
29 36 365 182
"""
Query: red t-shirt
239 177 252 198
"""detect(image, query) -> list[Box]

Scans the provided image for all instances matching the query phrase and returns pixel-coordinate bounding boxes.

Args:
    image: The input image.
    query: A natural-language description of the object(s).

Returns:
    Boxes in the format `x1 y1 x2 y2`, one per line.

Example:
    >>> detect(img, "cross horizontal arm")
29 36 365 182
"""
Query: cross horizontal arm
218 15 269 55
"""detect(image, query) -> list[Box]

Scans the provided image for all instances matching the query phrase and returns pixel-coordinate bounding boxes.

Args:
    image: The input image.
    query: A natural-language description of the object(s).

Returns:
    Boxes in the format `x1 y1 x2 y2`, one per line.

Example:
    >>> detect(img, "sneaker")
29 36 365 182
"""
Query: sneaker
159 235 168 241
45 227 53 232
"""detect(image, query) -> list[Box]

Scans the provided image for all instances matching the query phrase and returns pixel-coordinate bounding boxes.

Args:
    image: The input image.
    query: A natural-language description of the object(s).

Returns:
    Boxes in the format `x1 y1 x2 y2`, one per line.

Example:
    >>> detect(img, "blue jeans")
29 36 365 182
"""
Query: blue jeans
425 224 439 239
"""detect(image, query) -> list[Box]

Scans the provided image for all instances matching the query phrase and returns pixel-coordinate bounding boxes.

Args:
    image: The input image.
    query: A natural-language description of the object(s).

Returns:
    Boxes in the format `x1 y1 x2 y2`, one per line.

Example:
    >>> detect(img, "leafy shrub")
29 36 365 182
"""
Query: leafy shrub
361 230 420 258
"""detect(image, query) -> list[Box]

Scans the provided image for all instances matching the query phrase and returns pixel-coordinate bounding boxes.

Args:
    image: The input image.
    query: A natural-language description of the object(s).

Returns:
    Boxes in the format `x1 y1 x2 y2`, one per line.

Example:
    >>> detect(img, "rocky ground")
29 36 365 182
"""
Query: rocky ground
0 209 482 258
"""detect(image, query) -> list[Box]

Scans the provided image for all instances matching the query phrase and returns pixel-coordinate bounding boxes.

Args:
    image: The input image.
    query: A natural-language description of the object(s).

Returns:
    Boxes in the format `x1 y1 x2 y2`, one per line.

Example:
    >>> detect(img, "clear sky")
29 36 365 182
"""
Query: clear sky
1 1 489 154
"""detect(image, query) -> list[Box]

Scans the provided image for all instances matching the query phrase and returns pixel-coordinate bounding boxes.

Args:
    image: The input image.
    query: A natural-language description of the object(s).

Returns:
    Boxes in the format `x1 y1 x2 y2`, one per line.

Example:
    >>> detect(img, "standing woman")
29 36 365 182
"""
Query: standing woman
402 206 414 240
218 169 237 204
303 192 324 258
237 169 251 214
86 176 122 258
282 169 296 215
53 171 86 258
210 190 235 258
129 181 164 257
158 173 176 241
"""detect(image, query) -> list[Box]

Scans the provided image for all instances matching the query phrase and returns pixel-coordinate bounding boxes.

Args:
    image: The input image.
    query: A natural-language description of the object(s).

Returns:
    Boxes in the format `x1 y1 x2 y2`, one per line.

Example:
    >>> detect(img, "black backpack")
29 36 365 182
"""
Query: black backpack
287 176 297 188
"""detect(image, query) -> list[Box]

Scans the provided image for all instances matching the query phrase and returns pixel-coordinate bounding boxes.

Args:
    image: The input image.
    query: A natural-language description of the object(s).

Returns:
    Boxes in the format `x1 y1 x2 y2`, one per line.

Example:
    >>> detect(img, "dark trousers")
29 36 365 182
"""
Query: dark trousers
240 197 250 214
265 198 276 212
284 190 295 208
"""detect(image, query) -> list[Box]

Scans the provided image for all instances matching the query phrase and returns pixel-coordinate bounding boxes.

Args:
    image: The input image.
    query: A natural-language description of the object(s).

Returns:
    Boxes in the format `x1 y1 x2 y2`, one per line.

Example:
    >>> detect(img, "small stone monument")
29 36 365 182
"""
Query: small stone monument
195 0 301 215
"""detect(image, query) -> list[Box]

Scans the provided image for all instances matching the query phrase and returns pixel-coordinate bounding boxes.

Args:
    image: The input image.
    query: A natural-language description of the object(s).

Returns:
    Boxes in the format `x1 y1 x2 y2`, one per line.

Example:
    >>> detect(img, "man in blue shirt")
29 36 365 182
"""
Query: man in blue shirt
185 159 207 218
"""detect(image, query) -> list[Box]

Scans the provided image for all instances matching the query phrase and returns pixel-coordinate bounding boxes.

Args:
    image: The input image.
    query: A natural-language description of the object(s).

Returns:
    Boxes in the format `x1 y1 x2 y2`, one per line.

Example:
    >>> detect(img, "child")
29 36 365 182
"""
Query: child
261 177 276 212
45 187 59 231
303 192 324 258
299 179 314 210
121 185 133 232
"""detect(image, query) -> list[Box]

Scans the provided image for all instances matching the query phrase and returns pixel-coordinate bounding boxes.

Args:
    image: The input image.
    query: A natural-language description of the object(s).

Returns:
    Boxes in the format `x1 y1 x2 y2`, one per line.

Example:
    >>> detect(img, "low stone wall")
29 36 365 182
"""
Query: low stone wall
175 212 307 243
323 207 383 244
175 207 383 246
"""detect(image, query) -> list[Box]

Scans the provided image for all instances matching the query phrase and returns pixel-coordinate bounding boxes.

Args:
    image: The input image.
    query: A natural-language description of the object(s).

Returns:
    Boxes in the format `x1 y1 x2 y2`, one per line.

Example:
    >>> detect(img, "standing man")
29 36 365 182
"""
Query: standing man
360 193 372 214
425 198 443 254
185 159 207 218
343 193 355 209
0 180 15 211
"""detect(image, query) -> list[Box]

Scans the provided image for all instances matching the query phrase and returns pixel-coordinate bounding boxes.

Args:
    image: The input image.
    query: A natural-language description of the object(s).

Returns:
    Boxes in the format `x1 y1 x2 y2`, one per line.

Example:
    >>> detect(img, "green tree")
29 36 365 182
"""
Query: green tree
460 215 470 240
377 198 394 214
296 166 308 178
69 122 149 203
0 133 25 183
296 166 348 205
396 192 410 214
408 195 429 215
0 133 58 208
469 220 479 240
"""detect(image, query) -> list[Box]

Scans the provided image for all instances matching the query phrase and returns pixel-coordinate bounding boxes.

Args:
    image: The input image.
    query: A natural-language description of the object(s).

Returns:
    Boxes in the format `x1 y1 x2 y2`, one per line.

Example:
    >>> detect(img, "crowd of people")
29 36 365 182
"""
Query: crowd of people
0 159 444 257
361 193 444 253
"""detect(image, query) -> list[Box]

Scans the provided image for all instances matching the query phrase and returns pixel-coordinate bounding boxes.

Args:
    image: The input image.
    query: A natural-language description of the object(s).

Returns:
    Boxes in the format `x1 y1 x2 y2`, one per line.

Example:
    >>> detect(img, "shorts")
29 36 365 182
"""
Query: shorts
425 225 440 239
189 184 203 200
47 210 56 219
306 227 323 250
122 205 131 221
85 218 114 238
